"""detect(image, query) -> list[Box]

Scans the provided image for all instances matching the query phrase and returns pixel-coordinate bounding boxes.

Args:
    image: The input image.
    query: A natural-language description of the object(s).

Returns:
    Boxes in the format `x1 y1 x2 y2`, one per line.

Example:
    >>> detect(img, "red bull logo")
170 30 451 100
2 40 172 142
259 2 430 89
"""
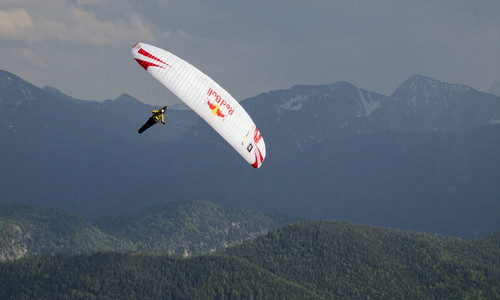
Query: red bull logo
207 100 226 118
206 88 234 119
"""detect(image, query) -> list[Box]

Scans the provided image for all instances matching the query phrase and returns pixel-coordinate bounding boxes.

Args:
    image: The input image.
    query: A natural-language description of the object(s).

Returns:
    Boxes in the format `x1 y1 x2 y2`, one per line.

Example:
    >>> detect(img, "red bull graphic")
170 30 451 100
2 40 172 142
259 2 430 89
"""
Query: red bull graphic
207 100 226 118
133 43 173 71
206 88 234 119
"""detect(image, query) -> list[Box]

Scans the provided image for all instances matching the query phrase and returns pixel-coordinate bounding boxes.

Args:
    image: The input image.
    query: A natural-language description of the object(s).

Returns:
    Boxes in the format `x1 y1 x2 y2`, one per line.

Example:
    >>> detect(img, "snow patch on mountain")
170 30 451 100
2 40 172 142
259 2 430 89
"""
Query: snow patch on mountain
356 89 380 117
0 73 13 89
279 94 306 111
12 100 23 111
2 119 16 132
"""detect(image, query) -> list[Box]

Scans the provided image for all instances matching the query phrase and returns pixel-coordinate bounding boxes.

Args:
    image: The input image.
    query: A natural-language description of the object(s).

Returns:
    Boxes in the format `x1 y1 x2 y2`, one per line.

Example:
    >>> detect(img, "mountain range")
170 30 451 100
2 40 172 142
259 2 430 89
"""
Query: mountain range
1 69 499 238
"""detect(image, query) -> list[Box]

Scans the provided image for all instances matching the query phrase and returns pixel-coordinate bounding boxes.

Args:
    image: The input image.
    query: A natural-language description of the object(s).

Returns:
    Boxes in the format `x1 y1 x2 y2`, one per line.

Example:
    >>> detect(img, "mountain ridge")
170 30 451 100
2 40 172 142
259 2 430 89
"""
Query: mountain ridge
1 69 499 238
0 200 300 261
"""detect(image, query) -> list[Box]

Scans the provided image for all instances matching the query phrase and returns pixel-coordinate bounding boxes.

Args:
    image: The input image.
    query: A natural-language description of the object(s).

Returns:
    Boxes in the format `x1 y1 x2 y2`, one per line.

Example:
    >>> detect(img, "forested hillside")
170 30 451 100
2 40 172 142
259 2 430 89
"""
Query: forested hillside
227 221 500 299
1 221 498 299
96 200 300 256
0 204 121 260
0 200 299 260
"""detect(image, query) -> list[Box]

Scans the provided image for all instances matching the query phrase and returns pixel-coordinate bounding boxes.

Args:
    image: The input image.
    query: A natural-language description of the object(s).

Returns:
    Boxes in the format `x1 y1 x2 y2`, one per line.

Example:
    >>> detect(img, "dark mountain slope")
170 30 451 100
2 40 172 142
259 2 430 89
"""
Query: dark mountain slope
226 220 500 299
97 200 300 256
0 201 299 260
1 69 499 238
1 221 498 299
0 204 121 260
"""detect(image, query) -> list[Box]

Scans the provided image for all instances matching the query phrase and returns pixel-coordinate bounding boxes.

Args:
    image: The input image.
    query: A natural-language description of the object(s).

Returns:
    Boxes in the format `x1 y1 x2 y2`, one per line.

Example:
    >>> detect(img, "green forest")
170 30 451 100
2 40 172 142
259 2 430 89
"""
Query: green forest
0 201 299 259
1 220 499 299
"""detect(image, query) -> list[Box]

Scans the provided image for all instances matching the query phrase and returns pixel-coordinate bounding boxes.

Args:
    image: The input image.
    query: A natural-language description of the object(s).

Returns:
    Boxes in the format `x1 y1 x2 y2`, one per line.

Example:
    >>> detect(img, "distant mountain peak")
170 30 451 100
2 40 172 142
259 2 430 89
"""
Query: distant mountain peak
0 70 33 91
0 69 19 82
0 70 46 109
392 75 471 100
114 93 142 104
385 75 500 131
273 81 382 117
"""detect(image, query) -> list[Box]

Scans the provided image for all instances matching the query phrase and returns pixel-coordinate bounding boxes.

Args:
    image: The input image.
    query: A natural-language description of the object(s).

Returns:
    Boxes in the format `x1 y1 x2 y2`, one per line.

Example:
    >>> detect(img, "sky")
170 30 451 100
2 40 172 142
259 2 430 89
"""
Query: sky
1 0 499 105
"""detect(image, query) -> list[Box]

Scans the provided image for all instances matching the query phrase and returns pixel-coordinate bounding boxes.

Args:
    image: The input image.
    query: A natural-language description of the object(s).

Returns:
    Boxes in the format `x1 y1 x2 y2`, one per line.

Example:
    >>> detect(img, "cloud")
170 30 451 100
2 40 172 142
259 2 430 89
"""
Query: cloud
0 8 33 39
0 1 159 46
1 1 498 103
35 6 155 45
76 0 105 5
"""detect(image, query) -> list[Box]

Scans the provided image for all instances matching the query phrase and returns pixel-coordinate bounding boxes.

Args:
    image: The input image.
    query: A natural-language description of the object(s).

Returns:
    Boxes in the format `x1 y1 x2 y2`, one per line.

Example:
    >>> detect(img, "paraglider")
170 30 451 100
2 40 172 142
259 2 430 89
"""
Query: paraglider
131 42 266 168
138 106 167 134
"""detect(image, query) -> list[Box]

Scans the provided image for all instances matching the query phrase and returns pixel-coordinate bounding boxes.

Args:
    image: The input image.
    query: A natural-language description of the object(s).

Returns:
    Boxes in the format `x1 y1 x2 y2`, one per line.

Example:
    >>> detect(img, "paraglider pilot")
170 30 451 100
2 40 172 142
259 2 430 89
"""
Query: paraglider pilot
138 106 167 134
152 107 167 125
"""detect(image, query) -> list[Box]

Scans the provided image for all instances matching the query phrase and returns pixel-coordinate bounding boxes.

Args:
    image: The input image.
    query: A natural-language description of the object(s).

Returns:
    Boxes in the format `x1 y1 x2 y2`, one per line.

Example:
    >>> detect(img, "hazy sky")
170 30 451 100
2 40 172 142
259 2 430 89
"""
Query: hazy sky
1 0 499 105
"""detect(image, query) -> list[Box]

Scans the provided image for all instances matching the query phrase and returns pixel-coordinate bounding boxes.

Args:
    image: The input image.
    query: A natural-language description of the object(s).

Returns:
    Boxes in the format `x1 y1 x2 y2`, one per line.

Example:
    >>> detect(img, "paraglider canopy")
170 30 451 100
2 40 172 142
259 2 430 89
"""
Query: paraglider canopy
132 42 266 168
